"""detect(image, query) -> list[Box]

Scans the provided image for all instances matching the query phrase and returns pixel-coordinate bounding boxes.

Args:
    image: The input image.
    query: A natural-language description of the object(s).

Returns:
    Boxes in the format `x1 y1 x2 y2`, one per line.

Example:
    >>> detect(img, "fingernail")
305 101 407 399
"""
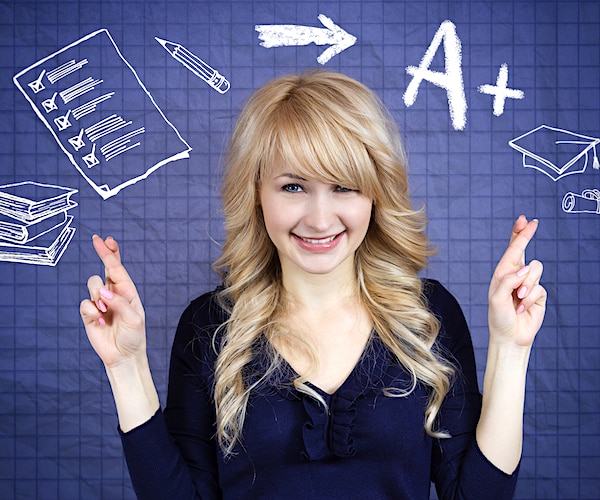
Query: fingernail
517 285 528 299
98 317 106 326
98 299 107 313
516 304 525 314
516 265 530 277
100 287 114 300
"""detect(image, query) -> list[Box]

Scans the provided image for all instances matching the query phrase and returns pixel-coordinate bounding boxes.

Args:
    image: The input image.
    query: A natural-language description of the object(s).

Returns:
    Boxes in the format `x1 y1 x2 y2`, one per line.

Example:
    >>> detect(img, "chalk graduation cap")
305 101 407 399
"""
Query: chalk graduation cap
509 125 600 181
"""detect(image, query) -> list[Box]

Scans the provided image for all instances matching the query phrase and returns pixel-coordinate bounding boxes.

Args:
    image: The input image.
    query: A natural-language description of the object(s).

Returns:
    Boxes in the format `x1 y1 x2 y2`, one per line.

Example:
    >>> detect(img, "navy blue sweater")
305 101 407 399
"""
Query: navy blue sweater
120 280 518 499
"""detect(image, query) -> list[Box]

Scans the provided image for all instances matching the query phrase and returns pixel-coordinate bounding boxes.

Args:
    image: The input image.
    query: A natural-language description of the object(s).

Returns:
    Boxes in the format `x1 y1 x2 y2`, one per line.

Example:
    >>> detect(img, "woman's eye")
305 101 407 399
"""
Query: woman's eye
336 185 356 193
283 183 303 192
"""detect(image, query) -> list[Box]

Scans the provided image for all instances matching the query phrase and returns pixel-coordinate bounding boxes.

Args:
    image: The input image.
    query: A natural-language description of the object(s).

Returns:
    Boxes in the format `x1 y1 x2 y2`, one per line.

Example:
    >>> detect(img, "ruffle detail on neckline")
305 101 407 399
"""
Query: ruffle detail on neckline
301 387 358 461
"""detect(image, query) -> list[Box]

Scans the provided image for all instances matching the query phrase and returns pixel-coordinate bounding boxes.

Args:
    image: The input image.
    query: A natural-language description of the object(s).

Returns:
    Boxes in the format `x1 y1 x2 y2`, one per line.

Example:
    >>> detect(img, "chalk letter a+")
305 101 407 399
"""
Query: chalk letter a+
403 20 467 131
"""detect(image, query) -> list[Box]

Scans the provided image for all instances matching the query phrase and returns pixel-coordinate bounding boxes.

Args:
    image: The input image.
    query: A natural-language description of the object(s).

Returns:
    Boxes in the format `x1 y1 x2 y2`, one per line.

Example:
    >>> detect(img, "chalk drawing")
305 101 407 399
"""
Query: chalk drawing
59 77 104 104
53 110 72 131
155 37 230 93
509 125 599 181
509 125 600 215
71 92 115 120
68 129 86 151
82 144 100 168
101 128 145 162
13 28 192 200
41 92 59 113
46 59 88 84
403 20 467 131
27 69 46 93
0 181 77 266
478 63 524 116
85 115 133 143
562 189 600 215
255 14 357 65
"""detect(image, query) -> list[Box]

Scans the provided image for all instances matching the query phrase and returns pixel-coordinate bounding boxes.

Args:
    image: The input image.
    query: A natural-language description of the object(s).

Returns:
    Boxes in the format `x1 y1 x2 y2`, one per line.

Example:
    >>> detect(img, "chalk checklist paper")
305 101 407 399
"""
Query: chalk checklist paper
13 28 192 200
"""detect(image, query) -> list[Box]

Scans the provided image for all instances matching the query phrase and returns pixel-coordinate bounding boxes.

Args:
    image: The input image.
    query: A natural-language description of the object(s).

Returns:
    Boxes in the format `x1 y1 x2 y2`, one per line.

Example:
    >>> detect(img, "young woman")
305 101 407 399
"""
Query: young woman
80 70 546 499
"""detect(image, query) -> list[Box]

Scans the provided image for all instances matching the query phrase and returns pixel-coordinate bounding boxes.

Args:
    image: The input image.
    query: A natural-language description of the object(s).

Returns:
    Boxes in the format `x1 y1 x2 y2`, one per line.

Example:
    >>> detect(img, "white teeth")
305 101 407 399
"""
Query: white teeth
301 235 337 244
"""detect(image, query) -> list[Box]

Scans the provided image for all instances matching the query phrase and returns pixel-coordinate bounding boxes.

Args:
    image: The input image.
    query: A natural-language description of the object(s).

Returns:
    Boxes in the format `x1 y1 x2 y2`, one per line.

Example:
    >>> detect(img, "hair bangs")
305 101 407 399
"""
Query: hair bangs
258 95 379 199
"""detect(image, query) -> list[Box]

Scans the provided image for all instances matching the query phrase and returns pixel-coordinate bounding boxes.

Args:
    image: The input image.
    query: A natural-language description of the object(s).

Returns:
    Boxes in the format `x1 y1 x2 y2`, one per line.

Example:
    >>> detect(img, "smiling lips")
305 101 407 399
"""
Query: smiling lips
293 232 344 253
302 235 337 244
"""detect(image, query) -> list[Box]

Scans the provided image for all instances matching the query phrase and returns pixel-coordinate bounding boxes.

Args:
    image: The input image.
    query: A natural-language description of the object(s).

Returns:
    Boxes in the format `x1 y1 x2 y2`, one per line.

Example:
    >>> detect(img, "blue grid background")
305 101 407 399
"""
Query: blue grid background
0 1 599 498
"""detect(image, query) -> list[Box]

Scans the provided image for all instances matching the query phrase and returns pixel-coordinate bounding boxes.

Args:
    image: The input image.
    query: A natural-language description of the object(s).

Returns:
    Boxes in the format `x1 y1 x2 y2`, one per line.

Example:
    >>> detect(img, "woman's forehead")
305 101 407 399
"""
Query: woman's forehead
262 165 304 181
263 157 344 184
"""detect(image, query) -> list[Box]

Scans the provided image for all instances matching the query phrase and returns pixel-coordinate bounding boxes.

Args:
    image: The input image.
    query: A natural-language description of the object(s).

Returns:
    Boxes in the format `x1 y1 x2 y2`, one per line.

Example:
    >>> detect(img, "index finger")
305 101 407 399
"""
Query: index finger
509 215 529 245
91 235 134 291
501 218 539 268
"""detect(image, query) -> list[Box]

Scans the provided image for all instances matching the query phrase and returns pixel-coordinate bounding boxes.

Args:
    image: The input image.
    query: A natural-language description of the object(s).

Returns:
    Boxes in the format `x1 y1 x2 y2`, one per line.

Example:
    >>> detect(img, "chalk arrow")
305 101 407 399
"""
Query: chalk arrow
255 14 357 65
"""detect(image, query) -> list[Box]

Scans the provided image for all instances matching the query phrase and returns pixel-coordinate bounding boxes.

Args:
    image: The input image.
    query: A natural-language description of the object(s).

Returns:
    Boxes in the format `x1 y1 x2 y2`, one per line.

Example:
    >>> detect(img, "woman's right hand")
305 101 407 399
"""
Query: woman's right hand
80 235 147 369
80 235 159 431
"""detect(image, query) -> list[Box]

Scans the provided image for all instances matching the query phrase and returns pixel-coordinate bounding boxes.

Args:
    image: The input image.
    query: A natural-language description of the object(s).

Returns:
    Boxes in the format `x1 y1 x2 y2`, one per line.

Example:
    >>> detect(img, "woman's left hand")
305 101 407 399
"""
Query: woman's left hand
488 215 547 348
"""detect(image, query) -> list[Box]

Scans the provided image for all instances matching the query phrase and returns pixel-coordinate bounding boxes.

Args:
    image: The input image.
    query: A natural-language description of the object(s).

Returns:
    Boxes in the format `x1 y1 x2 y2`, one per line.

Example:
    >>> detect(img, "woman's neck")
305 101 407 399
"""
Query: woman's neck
276 258 373 395
281 259 360 314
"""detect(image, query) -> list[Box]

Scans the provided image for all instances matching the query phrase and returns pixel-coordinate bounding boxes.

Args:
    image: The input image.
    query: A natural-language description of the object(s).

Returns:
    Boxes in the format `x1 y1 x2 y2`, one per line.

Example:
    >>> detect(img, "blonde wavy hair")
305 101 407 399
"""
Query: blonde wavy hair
212 70 454 456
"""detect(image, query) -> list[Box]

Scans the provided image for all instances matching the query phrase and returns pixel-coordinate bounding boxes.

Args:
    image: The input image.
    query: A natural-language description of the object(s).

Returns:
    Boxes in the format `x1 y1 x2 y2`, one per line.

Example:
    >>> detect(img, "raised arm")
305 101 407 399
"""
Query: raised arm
476 215 547 474
80 235 159 432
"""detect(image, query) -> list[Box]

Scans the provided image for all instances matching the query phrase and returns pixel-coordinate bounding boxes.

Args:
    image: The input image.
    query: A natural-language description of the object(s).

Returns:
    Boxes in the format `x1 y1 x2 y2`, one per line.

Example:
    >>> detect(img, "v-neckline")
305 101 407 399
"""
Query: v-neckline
274 330 377 397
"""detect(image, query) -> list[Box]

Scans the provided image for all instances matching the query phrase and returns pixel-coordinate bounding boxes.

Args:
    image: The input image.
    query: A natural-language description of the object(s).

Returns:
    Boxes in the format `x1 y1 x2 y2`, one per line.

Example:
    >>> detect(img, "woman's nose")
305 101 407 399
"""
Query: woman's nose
303 193 335 232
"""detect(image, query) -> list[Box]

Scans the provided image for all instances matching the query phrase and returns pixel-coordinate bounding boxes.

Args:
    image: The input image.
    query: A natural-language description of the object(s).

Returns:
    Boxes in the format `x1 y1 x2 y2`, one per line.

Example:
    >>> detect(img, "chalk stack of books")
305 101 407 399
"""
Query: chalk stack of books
0 181 77 266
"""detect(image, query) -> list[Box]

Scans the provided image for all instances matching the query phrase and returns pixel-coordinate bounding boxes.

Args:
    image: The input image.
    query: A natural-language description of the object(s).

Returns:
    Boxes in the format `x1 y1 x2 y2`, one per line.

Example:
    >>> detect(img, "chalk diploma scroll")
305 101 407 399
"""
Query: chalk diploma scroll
13 29 192 200
562 189 600 214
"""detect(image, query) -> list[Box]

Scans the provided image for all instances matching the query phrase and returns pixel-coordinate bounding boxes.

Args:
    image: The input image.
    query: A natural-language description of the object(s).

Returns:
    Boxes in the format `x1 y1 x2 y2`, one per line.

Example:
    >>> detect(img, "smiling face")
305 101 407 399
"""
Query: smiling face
259 166 373 279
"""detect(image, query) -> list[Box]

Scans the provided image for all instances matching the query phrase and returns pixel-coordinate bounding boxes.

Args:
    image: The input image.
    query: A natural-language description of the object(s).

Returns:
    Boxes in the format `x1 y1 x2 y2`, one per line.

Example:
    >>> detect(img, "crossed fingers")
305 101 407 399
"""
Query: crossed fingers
82 235 140 327
489 216 546 343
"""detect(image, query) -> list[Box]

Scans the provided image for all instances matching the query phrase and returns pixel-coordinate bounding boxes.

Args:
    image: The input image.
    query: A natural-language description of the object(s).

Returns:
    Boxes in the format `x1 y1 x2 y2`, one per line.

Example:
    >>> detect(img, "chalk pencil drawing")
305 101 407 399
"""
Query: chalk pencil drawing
155 37 230 93
0 181 77 266
13 28 192 200
509 125 599 181
255 14 357 65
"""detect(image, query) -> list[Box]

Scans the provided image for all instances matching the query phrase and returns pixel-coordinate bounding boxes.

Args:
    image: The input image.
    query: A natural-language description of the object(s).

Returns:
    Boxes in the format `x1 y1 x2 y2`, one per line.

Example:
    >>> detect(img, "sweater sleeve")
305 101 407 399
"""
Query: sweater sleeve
425 280 519 499
119 292 223 500
120 409 204 499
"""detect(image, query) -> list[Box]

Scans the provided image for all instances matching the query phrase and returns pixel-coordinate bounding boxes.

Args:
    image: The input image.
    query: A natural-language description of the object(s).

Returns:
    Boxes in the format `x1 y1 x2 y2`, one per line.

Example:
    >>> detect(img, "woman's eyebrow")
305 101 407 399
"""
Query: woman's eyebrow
276 173 307 181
